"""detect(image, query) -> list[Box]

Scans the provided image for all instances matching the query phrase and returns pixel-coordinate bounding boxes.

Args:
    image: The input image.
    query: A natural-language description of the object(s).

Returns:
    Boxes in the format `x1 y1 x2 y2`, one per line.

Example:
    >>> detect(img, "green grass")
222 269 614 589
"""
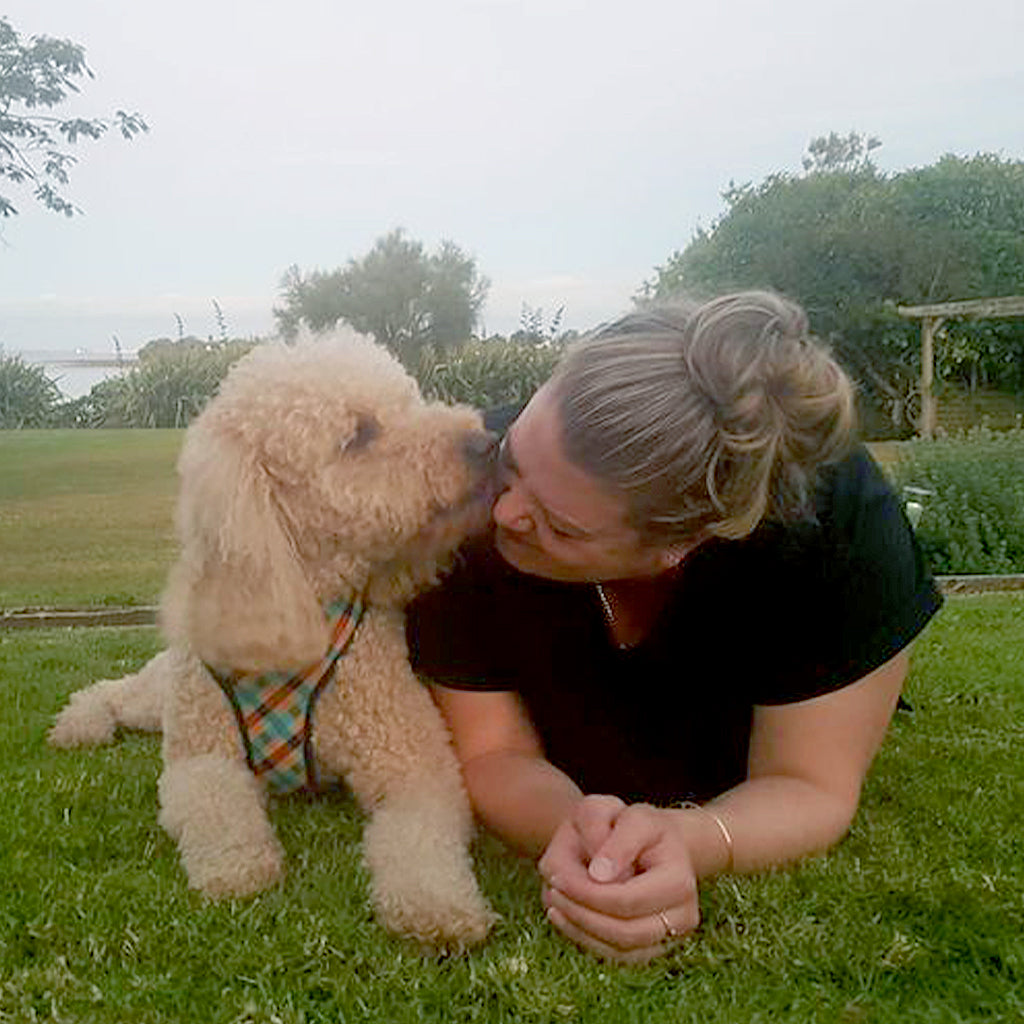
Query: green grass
2 596 1021 1023
0 430 181 608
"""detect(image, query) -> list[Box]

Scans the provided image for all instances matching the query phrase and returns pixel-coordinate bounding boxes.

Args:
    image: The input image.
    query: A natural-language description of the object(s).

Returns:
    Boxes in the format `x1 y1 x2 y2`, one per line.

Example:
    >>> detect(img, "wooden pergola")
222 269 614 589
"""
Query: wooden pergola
896 296 1024 438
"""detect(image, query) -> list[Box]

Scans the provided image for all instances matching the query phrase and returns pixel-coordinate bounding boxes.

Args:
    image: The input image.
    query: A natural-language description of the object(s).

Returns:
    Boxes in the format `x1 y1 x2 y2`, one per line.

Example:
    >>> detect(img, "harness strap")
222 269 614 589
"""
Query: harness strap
207 594 365 793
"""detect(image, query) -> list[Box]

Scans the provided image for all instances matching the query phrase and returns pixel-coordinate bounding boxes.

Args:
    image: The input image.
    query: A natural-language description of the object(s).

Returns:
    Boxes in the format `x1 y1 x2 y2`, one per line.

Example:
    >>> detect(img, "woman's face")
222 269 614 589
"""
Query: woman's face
492 385 686 582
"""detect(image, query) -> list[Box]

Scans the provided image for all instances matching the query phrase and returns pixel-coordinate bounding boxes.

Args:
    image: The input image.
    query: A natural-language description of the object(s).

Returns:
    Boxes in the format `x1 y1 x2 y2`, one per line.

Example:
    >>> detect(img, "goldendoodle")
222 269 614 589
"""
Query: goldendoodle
50 331 496 948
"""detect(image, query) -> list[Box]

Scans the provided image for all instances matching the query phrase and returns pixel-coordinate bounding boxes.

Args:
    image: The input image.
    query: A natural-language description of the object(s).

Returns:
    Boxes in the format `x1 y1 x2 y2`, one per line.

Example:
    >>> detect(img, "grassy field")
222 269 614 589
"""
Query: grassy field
1 597 1021 1023
0 430 181 608
1 429 1022 1022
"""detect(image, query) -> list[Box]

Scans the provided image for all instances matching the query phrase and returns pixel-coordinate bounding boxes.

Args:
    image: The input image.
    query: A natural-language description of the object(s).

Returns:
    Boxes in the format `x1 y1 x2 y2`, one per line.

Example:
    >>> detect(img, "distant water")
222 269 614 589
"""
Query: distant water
19 351 135 400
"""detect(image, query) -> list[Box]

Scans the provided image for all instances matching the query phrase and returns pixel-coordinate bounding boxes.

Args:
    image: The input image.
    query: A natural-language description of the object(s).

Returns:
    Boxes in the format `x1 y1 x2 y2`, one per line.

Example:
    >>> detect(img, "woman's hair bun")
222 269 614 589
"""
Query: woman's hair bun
554 291 855 541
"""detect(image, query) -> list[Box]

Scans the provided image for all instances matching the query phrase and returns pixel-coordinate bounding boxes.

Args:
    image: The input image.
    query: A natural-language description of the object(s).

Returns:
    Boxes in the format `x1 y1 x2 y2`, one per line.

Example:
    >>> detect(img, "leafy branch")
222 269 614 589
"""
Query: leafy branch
0 17 147 217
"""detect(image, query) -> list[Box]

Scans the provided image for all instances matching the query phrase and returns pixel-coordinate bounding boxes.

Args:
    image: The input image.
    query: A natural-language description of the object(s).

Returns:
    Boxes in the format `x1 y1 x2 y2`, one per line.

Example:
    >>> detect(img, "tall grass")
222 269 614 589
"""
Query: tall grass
415 339 561 409
99 342 257 428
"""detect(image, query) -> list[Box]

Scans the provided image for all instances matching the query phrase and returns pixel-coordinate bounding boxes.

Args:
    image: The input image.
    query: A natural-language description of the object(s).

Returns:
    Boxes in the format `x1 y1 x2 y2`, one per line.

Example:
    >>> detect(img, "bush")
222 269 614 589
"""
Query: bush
94 340 257 427
0 351 62 428
414 338 562 409
48 375 126 428
892 427 1024 573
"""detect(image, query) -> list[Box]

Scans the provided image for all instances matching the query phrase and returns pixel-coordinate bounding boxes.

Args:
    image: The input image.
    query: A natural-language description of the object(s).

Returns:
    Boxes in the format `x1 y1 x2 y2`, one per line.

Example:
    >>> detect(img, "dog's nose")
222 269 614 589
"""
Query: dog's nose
463 429 499 470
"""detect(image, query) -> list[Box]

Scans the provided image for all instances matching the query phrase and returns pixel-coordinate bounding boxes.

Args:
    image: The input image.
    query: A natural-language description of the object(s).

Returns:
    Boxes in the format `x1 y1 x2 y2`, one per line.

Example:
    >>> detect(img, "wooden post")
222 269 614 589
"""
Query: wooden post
895 297 1024 438
919 316 938 439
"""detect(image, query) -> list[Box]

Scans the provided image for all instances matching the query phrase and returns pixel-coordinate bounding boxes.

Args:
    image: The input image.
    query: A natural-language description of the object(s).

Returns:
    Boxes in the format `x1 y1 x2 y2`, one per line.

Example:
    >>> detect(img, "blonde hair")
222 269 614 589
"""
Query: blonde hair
552 291 855 541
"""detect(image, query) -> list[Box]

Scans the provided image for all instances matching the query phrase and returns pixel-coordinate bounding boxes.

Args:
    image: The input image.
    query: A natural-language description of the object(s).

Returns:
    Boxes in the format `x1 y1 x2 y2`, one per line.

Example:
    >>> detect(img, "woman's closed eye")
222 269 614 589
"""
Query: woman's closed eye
546 523 578 541
544 517 589 541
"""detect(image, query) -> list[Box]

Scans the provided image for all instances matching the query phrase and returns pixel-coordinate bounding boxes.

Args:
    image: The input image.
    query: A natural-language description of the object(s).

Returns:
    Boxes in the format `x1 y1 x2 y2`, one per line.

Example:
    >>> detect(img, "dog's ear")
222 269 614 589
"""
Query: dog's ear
161 424 329 674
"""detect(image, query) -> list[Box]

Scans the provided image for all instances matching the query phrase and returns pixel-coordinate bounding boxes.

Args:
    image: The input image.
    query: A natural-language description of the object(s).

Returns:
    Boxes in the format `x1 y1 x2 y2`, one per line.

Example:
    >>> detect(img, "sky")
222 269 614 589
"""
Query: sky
1 0 1022 356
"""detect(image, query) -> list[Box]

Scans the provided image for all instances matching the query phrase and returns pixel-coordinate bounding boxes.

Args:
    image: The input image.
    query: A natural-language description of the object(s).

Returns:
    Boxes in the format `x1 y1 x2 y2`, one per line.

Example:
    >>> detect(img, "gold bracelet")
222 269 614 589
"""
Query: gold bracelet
679 801 734 873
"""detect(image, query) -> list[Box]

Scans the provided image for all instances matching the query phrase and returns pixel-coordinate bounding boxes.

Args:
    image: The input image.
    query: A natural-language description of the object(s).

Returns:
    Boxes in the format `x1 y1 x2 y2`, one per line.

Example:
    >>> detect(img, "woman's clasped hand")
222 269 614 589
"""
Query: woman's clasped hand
538 796 703 963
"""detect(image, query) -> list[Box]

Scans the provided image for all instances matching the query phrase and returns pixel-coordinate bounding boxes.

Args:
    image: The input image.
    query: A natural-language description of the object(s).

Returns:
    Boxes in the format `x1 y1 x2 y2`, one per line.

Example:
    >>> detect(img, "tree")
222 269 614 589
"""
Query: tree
643 136 1024 434
274 229 489 367
419 239 490 350
0 17 147 217
801 130 881 174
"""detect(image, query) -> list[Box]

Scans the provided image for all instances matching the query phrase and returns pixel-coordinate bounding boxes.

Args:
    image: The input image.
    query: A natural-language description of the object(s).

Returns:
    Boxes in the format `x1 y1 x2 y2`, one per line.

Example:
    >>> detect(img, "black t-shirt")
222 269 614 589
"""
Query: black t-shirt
407 447 942 805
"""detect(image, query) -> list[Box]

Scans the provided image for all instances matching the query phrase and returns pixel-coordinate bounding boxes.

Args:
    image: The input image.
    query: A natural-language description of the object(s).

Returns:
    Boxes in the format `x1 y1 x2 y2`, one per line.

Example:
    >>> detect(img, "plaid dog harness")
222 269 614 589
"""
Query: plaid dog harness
206 595 365 794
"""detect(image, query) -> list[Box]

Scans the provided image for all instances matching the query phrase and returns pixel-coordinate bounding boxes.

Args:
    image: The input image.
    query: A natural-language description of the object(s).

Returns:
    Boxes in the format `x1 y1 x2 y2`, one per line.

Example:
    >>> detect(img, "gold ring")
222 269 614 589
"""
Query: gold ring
656 909 679 940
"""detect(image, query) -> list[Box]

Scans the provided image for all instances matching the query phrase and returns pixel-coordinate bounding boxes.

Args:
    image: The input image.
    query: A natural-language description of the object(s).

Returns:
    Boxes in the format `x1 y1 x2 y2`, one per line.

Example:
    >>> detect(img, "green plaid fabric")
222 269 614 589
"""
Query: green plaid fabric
208 594 365 794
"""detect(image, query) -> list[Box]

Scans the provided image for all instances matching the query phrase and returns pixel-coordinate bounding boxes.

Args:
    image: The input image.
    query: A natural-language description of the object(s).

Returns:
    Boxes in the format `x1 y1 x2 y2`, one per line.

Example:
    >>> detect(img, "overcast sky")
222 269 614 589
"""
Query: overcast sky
2 0 1022 355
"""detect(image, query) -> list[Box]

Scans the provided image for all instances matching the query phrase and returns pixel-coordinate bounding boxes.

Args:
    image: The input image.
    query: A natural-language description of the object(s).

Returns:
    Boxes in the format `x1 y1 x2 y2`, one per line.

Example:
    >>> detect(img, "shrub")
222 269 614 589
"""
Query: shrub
96 340 257 427
892 427 1024 573
48 376 126 428
415 338 562 409
0 351 62 428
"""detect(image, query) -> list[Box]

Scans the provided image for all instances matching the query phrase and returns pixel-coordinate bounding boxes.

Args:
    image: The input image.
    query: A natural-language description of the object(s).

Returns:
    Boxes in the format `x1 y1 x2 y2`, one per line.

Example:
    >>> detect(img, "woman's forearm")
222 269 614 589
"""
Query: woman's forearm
461 750 584 858
676 775 858 878
677 655 906 878
460 754 857 872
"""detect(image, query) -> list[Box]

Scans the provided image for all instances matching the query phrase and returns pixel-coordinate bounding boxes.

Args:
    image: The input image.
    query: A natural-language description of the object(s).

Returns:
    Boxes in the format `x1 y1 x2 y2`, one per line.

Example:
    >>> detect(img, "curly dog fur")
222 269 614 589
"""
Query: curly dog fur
49 331 496 948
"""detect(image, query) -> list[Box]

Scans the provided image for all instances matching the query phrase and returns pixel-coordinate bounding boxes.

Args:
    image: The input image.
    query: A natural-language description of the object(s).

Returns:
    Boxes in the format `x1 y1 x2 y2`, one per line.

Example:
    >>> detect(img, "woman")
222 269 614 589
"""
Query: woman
407 291 942 963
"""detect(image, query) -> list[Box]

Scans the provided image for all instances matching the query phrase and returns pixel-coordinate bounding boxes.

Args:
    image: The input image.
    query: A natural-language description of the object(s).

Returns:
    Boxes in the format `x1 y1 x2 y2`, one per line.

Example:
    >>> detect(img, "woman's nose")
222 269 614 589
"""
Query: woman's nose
492 484 534 533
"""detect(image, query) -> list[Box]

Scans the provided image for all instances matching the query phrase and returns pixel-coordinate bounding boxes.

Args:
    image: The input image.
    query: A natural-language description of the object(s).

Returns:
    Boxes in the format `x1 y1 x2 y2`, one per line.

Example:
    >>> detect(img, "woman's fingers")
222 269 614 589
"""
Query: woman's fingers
538 819 592 889
585 801 663 881
538 800 702 962
538 794 627 886
543 861 701 951
544 881 698 950
543 805 694 913
545 904 673 965
574 794 627 870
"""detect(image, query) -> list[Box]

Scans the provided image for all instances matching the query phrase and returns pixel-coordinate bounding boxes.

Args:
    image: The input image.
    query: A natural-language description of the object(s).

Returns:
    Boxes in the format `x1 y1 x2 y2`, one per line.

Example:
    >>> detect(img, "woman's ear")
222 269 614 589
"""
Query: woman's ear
656 532 707 571
160 423 328 674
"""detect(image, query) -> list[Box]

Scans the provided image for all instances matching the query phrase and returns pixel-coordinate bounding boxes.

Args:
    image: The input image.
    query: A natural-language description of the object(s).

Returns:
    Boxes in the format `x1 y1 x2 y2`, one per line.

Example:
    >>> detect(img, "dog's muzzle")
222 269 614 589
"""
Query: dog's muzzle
463 429 499 472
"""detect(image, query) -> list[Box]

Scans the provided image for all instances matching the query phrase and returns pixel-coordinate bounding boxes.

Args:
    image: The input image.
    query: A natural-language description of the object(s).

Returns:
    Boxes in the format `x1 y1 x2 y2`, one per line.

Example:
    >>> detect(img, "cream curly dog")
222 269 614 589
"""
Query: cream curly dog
49 332 496 948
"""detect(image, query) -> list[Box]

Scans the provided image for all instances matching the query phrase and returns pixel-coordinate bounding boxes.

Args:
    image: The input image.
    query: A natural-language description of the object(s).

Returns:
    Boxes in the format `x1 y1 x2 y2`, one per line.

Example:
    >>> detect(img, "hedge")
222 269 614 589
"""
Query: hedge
891 427 1024 574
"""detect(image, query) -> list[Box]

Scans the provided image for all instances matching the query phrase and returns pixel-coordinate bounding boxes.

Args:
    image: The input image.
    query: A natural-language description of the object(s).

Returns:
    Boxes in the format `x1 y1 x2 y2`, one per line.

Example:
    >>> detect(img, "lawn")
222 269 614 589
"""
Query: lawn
0 430 180 608
2 595 1021 1023
2 429 1022 1021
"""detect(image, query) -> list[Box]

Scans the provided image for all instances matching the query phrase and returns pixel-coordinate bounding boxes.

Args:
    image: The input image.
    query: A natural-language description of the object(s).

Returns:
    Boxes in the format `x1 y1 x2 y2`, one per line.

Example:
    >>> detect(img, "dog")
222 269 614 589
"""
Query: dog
49 331 496 948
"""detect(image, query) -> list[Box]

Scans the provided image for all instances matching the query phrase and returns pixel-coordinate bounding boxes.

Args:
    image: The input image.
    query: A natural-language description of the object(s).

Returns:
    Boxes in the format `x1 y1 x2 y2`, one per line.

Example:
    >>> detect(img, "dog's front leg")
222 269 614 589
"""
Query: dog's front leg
316 615 495 948
157 651 285 899
359 781 496 949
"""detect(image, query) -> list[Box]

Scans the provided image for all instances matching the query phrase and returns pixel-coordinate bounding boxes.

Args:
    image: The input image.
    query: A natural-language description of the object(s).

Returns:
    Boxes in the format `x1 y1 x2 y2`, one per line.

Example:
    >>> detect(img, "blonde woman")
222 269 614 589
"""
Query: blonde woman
409 291 941 963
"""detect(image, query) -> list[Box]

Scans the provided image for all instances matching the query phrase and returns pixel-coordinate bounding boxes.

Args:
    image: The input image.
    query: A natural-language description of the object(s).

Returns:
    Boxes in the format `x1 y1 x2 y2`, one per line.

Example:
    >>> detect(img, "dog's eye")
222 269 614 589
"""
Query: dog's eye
343 414 380 454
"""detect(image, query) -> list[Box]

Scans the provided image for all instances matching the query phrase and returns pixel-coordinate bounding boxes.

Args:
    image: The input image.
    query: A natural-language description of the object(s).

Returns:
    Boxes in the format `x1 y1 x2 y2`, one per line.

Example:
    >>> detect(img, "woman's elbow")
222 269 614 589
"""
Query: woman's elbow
813 783 864 852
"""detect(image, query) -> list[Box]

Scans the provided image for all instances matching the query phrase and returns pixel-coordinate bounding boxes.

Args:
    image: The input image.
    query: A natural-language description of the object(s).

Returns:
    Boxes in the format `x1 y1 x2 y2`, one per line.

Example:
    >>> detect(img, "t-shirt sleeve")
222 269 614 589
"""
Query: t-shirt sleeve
405 546 516 692
748 448 943 705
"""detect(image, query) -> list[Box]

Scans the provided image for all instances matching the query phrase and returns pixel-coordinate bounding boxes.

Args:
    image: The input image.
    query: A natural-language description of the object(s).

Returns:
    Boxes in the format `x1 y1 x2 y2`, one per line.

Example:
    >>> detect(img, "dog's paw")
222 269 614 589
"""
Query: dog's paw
372 871 496 950
185 843 285 900
158 753 285 899
163 786 285 899
362 800 495 948
48 688 119 747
